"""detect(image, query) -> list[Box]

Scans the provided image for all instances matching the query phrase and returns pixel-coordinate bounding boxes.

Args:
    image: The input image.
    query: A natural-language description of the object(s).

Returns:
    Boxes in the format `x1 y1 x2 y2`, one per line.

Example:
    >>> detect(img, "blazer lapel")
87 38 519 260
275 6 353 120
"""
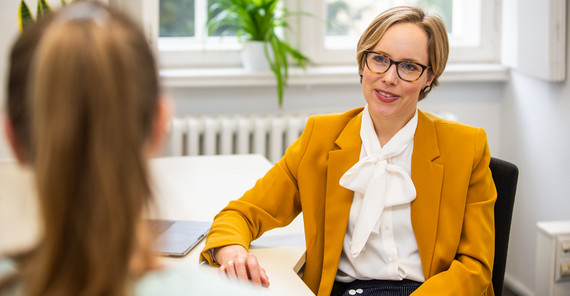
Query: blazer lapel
411 110 444 278
318 112 362 294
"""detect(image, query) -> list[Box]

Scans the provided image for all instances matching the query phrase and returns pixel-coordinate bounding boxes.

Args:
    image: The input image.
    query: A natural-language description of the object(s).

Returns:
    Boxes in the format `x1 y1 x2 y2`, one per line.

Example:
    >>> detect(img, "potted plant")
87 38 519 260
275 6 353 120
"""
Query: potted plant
207 0 310 107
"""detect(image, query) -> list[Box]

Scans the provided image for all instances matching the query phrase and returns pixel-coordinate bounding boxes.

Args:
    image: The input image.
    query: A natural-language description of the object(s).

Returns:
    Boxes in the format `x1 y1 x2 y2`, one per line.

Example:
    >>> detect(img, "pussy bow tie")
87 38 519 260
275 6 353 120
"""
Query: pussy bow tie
339 106 417 257
340 152 416 257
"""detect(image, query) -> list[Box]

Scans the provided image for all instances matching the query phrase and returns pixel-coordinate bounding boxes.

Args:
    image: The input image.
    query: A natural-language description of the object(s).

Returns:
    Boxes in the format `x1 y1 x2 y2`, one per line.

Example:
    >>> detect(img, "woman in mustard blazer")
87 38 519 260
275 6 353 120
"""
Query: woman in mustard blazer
201 6 496 296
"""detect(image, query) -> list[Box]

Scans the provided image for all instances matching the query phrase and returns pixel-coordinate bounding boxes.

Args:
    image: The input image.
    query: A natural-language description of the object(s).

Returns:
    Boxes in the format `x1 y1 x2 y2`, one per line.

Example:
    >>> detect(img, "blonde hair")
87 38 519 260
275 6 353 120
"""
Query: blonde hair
356 6 449 101
24 2 159 295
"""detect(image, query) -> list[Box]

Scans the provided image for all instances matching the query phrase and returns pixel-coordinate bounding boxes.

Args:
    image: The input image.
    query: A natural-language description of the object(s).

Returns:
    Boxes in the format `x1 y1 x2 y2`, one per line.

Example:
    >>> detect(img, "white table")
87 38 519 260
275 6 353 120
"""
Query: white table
0 155 313 295
149 154 313 295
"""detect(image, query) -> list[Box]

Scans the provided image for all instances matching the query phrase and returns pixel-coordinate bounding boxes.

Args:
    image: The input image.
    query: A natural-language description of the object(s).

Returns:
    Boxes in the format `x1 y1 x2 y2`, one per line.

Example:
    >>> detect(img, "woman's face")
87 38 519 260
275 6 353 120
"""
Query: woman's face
361 22 434 125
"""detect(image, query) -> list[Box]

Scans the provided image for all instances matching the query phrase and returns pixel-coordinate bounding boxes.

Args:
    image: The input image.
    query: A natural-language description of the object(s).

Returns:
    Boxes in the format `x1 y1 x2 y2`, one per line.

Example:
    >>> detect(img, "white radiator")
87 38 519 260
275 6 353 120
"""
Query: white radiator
165 110 457 163
167 114 310 163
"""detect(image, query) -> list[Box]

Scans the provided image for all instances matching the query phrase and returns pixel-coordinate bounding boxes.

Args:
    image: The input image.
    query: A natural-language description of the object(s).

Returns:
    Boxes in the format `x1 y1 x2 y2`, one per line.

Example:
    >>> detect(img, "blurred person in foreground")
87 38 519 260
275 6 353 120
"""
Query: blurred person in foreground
0 2 265 295
201 6 497 296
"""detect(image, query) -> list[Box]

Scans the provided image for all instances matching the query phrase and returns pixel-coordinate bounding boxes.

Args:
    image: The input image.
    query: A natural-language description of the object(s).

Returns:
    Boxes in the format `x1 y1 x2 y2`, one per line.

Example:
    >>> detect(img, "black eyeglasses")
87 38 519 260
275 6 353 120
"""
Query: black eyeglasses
364 50 430 82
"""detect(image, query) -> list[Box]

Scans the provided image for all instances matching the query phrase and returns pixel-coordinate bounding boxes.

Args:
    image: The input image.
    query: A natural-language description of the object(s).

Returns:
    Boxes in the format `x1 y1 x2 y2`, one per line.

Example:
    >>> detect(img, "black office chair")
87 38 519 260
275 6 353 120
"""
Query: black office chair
489 157 519 296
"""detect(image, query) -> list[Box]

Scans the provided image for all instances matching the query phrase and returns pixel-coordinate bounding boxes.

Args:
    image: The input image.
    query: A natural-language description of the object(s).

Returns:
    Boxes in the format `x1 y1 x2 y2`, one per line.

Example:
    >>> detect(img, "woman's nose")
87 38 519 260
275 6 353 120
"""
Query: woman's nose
382 65 399 84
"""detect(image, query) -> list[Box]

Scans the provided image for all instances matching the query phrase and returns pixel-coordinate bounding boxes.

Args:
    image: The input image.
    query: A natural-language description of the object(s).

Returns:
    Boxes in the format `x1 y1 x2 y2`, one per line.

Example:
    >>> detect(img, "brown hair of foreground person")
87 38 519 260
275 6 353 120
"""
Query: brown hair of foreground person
2 2 162 295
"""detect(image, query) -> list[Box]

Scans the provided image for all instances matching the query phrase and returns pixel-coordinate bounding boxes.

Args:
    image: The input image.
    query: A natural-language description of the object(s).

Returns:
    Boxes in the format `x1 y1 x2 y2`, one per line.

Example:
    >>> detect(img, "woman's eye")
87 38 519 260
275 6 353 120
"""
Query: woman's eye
373 55 389 63
401 62 420 72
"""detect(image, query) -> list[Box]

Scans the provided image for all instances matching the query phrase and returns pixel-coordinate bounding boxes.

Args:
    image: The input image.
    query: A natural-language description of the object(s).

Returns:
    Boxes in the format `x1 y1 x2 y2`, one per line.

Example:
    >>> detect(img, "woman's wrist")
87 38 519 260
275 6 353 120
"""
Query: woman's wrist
210 248 217 263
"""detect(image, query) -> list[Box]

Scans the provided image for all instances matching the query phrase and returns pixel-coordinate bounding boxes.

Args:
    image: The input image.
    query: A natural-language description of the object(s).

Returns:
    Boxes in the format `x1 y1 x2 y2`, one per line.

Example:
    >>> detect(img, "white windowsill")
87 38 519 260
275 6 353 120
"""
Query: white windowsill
160 63 509 88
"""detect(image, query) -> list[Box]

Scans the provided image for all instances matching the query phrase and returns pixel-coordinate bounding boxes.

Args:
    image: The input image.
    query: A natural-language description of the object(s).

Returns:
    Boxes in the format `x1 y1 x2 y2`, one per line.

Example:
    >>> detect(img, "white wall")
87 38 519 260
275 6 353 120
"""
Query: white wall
498 0 570 294
0 0 21 160
500 8 570 294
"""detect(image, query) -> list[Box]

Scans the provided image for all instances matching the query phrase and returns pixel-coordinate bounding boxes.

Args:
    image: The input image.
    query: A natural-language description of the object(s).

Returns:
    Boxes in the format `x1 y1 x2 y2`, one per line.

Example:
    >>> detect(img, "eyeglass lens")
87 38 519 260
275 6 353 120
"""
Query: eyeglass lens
366 52 425 82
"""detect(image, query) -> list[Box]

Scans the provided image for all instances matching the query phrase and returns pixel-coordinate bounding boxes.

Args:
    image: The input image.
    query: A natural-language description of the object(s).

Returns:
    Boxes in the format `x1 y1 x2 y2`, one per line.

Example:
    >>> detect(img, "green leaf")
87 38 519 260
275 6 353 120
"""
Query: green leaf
269 37 288 107
37 0 52 18
18 0 34 32
206 0 315 107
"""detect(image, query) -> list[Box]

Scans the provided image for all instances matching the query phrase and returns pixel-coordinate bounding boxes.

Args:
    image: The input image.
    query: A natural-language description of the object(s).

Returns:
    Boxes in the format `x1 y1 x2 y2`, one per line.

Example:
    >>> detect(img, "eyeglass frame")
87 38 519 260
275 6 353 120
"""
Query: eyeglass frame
363 50 430 82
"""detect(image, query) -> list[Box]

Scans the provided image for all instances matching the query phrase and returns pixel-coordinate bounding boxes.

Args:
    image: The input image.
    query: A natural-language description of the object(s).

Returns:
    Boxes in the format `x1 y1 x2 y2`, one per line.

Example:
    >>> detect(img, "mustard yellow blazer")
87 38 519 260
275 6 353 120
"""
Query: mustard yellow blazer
201 108 497 296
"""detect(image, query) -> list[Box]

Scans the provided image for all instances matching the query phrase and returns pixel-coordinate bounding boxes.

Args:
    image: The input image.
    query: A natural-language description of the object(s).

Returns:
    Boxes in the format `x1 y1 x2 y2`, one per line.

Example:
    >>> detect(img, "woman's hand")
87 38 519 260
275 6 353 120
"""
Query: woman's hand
214 245 270 287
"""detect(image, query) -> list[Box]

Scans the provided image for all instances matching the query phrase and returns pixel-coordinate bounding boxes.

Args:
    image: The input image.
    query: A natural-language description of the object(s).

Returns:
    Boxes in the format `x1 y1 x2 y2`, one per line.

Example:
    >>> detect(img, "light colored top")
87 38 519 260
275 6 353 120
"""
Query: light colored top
337 107 424 282
135 262 268 295
0 258 268 295
0 259 19 295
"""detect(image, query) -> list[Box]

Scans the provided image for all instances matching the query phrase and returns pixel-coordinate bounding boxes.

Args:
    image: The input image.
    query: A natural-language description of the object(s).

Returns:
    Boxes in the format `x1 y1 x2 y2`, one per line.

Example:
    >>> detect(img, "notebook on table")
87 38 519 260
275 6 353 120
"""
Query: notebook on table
146 219 212 257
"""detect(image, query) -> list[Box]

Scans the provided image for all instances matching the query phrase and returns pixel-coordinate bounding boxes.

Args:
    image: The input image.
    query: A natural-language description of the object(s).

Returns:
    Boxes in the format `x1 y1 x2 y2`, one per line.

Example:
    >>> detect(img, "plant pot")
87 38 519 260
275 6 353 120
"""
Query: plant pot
241 41 273 72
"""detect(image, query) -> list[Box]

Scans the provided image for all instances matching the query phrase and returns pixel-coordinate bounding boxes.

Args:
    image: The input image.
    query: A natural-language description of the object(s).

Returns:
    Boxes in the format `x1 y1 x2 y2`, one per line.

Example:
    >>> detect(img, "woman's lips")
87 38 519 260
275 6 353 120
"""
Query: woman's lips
375 89 400 103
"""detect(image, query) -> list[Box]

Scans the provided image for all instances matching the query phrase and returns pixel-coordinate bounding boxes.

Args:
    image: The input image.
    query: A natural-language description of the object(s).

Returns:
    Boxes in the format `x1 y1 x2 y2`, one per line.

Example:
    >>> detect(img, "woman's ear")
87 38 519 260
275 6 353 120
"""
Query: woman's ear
149 96 172 156
3 116 27 164
425 72 435 87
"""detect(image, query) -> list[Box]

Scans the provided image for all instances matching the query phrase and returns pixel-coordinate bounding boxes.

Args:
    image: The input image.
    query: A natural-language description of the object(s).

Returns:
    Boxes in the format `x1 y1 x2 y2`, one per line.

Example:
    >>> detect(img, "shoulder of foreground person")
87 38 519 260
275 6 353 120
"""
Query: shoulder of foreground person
0 258 268 296
135 262 269 296
0 258 22 296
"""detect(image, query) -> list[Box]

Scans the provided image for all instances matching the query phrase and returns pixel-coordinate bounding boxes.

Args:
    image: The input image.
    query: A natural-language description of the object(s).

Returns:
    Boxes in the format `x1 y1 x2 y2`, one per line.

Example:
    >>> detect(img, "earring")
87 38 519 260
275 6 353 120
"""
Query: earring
422 85 431 93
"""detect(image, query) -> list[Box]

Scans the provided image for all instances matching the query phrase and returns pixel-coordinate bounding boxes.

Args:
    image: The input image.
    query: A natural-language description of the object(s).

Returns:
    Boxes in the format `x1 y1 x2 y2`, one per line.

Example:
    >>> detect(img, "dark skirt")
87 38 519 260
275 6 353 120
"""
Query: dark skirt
330 279 422 296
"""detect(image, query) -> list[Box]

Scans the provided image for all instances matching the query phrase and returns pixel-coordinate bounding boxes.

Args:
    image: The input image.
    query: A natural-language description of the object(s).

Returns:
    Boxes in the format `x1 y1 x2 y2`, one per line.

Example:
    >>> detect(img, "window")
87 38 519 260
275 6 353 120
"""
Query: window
324 0 453 50
159 0 195 37
297 0 498 65
156 0 240 68
154 0 499 69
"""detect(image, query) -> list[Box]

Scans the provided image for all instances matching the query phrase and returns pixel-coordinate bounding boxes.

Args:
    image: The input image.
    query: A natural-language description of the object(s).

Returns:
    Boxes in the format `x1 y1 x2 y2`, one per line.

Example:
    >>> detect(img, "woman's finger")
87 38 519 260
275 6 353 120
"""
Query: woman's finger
244 254 264 286
224 260 237 280
234 256 250 283
260 266 270 287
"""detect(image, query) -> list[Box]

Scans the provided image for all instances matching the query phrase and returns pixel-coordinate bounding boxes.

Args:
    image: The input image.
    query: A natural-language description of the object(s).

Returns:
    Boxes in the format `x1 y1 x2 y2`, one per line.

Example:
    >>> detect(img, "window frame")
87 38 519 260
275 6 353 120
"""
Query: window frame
145 0 501 69
293 0 500 66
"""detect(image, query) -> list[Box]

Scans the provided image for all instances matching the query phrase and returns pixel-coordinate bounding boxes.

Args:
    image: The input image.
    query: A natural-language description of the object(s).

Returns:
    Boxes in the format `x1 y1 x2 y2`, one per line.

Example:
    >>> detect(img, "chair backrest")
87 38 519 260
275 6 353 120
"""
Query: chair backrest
489 157 519 296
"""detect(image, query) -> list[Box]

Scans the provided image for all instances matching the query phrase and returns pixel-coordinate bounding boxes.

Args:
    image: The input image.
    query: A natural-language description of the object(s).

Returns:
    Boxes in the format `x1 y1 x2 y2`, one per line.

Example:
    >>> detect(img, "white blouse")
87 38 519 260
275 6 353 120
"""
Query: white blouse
336 106 425 283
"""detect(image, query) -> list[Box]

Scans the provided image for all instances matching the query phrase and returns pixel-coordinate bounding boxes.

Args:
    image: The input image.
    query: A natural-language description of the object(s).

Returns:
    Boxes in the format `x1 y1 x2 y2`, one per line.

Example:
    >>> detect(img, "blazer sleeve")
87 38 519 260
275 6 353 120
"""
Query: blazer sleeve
199 117 316 265
413 128 497 295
